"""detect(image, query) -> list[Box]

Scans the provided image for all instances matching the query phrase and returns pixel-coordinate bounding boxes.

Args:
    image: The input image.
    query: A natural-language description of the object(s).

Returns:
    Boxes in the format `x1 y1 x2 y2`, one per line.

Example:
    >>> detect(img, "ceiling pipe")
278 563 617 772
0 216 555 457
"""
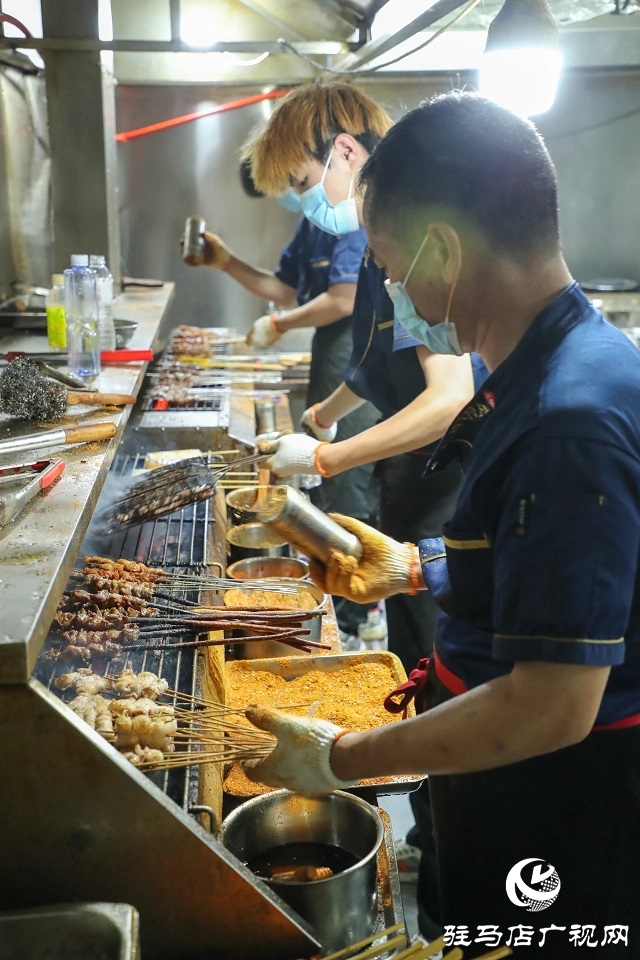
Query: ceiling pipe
333 0 472 70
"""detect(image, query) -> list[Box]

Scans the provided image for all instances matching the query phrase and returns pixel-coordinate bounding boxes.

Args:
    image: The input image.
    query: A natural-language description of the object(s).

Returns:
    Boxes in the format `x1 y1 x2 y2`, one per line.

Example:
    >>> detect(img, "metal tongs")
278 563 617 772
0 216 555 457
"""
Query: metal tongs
0 458 66 528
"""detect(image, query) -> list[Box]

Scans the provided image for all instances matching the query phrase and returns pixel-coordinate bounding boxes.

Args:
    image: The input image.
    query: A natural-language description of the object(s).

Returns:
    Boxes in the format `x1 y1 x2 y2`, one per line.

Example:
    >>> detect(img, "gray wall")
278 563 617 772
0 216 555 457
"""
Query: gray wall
1 68 639 319
115 71 640 342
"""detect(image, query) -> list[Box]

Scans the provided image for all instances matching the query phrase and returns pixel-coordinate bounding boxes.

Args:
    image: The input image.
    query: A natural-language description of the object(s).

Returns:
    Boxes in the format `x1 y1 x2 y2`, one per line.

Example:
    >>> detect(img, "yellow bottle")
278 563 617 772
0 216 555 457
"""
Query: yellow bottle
45 273 67 350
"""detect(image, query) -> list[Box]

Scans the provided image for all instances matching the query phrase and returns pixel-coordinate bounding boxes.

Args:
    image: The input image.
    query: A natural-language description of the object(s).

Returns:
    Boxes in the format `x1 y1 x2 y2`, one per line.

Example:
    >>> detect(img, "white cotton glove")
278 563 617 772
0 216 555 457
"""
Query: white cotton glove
244 706 356 796
300 404 338 443
265 433 325 477
246 314 283 348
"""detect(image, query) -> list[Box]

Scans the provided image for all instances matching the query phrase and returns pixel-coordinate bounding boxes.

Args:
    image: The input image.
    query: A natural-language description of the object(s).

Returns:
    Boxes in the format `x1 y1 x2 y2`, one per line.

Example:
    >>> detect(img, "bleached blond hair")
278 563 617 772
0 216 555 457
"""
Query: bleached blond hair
242 80 393 197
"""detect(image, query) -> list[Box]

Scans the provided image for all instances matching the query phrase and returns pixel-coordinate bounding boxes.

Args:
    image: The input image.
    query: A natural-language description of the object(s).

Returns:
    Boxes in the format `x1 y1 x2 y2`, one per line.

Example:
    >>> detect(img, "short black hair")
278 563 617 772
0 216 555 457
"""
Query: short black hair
360 91 559 261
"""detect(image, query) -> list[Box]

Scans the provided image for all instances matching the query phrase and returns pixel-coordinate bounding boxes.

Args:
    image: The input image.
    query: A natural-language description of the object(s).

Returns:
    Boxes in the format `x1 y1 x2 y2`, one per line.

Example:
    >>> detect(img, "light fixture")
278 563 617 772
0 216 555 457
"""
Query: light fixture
479 0 562 118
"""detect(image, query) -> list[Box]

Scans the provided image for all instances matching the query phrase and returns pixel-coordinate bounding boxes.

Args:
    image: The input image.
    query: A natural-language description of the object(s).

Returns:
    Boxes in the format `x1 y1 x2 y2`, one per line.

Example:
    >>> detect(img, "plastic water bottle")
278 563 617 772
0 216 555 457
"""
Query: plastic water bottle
64 254 100 382
357 605 388 651
45 274 66 351
89 254 116 351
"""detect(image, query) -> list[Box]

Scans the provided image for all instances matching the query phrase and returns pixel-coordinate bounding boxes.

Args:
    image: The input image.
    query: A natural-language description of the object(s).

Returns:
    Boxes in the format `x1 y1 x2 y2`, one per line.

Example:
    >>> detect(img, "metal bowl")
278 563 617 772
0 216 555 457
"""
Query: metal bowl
225 486 271 526
226 556 310 580
225 522 290 563
114 318 137 348
225 578 326 656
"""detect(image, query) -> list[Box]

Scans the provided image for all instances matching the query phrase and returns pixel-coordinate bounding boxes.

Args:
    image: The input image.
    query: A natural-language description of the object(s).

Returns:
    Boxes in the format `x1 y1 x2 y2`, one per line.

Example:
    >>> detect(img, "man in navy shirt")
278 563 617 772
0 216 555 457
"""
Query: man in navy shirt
244 93 640 957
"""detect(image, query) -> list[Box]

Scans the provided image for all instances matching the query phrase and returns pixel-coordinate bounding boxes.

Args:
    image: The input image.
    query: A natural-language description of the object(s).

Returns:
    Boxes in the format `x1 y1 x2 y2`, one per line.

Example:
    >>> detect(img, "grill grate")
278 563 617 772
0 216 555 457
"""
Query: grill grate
34 451 221 813
142 394 226 413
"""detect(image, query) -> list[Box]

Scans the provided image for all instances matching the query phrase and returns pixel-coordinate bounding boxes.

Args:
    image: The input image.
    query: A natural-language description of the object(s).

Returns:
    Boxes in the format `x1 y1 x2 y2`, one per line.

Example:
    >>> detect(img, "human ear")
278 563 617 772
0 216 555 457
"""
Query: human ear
427 221 462 284
333 132 366 169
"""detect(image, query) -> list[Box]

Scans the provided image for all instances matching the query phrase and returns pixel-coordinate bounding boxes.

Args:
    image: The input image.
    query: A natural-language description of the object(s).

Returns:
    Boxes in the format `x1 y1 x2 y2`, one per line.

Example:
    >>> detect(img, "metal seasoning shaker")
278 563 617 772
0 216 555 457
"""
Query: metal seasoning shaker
182 216 206 265
256 485 363 563
254 399 277 435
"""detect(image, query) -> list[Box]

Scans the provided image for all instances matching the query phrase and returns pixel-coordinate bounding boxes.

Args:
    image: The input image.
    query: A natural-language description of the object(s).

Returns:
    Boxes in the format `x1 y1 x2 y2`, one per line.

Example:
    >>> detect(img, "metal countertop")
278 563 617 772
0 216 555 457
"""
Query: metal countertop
0 282 175 684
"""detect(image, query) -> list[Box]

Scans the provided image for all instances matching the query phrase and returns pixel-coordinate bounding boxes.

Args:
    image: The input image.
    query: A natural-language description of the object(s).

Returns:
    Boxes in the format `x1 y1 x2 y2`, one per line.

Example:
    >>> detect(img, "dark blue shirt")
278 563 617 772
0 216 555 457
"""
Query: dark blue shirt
275 218 367 306
346 251 489 424
345 252 432 421
421 282 640 727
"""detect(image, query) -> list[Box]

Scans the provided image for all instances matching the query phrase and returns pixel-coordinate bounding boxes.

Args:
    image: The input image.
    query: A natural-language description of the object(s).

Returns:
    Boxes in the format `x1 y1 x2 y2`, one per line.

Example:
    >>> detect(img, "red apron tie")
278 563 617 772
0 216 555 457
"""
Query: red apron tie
384 657 430 718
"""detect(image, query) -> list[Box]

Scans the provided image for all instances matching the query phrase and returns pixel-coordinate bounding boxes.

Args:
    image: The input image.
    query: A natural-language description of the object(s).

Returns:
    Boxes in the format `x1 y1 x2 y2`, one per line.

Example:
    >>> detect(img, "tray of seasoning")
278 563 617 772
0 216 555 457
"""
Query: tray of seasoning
221 651 425 797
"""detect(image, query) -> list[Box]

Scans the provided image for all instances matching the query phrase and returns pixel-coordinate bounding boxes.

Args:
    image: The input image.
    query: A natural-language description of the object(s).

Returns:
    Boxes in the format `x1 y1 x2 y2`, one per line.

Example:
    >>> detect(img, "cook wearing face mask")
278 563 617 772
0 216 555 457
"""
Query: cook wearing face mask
295 142 360 237
243 80 489 944
186 152 380 642
384 230 463 356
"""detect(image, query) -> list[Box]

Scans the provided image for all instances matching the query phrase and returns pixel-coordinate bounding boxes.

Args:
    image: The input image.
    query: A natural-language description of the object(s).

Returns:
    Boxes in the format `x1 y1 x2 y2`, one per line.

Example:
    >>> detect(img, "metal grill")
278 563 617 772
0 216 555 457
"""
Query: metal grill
142 394 226 413
34 450 222 814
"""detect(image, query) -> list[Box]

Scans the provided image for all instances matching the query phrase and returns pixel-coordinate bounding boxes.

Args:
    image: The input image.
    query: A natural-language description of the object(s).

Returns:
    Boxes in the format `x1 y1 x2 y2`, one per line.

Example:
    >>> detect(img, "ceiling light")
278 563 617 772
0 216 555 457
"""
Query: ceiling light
479 0 562 117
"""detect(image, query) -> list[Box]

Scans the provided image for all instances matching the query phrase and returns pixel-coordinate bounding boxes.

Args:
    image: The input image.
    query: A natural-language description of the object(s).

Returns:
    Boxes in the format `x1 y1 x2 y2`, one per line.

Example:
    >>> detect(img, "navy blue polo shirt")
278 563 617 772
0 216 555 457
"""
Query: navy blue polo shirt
345 252 428 421
420 282 640 727
275 218 366 306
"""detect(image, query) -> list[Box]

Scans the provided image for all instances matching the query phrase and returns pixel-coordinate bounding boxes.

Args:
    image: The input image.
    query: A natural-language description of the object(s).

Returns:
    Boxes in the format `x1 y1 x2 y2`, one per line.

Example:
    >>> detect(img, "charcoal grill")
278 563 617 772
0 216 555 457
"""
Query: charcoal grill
0 450 321 960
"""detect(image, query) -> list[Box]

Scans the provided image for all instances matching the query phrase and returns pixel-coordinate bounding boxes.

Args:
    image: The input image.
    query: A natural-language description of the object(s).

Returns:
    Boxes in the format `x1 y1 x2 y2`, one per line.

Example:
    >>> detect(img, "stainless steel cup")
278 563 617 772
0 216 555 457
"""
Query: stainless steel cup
256 485 363 562
219 789 383 954
255 400 277 435
182 216 206 266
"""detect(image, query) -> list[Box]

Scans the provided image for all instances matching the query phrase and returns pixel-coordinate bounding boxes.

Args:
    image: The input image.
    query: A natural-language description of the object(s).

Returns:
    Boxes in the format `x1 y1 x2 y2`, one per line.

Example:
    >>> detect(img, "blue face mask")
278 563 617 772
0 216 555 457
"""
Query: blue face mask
385 233 463 356
298 149 360 236
277 189 303 213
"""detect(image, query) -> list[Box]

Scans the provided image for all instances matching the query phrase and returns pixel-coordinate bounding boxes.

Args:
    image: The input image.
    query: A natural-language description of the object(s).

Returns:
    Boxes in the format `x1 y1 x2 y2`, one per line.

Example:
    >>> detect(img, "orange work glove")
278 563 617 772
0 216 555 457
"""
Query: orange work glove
309 514 418 605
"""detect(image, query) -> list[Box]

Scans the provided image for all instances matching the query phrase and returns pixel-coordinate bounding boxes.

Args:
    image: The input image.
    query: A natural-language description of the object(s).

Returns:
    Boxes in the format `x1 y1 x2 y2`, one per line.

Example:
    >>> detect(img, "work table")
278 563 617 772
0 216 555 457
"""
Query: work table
0 283 174 683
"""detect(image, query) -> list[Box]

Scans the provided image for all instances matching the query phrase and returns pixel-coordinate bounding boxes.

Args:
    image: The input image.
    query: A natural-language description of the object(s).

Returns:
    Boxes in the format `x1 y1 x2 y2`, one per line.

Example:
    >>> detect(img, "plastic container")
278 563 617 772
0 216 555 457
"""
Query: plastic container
89 254 116 351
64 255 100 382
357 605 388 651
45 274 66 351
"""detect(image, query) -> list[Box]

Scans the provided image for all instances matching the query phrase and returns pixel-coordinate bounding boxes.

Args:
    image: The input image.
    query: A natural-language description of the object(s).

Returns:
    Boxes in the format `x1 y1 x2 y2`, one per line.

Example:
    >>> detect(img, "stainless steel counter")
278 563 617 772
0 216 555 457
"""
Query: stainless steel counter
0 283 175 684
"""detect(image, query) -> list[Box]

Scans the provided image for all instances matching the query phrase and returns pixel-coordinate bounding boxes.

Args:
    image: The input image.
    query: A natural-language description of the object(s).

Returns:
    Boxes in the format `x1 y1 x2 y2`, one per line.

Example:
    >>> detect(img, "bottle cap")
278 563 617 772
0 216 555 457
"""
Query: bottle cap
89 254 106 266
70 254 89 266
51 274 64 286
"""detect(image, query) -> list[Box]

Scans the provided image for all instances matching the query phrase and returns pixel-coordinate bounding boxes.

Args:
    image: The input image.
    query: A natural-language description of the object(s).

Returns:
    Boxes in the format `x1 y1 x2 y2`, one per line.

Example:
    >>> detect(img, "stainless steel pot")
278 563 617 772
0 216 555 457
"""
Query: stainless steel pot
219 790 383 955
225 579 326 657
225 522 290 563
226 556 310 580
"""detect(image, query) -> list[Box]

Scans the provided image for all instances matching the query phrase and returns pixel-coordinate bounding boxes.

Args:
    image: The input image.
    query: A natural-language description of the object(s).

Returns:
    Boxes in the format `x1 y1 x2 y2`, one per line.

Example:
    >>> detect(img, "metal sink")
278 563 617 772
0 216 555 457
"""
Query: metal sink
0 902 140 960
0 298 46 331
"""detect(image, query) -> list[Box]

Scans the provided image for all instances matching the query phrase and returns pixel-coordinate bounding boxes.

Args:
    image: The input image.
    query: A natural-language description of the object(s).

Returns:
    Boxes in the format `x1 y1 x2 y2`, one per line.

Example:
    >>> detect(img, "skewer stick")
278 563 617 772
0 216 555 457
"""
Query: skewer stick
474 949 512 960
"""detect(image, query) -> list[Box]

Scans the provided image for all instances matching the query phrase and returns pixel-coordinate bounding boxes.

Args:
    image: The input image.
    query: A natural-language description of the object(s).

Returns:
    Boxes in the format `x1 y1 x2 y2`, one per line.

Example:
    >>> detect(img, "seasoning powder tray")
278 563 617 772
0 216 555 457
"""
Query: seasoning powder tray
223 650 425 796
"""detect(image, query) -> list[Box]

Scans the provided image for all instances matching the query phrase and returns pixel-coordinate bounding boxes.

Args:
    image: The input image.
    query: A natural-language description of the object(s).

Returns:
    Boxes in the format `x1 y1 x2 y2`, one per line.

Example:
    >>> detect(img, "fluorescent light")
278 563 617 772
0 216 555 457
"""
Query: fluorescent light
180 1 216 48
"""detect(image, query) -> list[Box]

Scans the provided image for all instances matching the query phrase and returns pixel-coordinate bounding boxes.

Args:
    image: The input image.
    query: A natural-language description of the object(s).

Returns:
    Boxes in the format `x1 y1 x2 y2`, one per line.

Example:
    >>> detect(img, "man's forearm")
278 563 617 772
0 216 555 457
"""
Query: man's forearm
321 389 467 474
314 383 366 425
332 662 610 781
276 284 356 332
225 255 296 306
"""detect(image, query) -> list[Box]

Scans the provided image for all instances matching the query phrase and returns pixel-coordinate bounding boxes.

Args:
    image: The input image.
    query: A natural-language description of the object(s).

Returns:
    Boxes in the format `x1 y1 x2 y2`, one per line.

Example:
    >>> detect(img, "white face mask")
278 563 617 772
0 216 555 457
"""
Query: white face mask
298 148 360 236
384 232 463 356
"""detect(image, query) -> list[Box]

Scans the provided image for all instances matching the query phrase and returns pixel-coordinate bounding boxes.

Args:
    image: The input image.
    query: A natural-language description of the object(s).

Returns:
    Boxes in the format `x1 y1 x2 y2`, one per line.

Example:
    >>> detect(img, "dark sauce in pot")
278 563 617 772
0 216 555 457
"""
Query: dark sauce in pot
248 841 359 881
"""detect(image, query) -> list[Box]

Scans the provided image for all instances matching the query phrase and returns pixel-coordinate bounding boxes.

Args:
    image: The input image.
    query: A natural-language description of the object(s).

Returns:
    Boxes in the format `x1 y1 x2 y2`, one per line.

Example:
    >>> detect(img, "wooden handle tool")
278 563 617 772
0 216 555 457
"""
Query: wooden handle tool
66 391 136 406
0 421 117 455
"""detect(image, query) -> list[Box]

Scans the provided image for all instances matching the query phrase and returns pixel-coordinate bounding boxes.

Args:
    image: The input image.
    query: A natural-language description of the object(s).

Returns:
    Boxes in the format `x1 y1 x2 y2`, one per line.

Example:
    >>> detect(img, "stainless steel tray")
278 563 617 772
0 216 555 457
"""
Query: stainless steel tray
225 651 425 796
0 902 140 960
